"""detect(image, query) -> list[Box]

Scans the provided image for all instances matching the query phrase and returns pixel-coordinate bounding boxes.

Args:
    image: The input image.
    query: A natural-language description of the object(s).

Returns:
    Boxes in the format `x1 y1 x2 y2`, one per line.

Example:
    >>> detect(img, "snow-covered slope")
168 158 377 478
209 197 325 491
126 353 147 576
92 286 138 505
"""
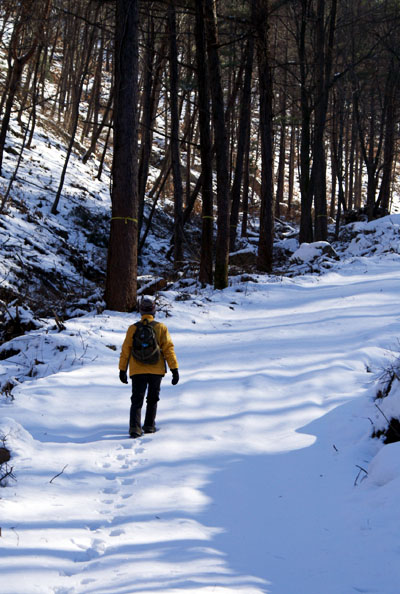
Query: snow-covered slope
0 121 110 322
0 110 182 345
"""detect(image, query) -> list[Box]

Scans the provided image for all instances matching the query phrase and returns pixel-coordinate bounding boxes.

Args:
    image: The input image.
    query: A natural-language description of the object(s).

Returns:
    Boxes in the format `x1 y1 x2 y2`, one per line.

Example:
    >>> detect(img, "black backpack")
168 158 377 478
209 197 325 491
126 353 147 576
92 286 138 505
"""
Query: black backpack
132 320 161 364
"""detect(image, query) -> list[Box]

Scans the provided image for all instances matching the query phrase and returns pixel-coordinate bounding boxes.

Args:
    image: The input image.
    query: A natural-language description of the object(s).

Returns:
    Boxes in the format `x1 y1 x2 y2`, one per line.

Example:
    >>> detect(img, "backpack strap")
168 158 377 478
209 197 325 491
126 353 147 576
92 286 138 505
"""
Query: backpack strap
134 319 159 330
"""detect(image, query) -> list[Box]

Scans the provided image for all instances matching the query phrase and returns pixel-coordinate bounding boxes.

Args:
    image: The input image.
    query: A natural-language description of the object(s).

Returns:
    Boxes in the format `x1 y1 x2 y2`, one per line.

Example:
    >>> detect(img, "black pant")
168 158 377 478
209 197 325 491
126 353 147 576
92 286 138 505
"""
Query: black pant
130 374 163 432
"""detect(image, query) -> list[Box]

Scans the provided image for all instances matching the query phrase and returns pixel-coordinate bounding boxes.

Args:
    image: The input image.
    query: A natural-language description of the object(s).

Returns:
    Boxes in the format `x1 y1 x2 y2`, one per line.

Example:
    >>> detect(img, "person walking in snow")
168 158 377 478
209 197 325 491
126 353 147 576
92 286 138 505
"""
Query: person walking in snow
119 295 179 438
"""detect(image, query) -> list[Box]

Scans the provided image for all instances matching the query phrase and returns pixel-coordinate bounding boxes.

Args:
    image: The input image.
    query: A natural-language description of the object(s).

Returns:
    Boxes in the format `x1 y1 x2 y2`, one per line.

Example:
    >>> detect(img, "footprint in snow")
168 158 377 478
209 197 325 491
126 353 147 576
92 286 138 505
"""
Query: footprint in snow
110 528 125 537
122 477 135 485
102 485 119 494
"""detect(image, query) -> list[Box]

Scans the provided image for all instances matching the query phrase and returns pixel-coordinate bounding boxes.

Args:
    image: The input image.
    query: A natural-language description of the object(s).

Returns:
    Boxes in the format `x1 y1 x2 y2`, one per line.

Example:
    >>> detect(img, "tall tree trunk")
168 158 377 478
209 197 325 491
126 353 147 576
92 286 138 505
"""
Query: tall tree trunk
354 151 362 210
168 1 184 266
378 66 397 214
354 87 383 220
254 0 274 272
348 104 357 211
195 0 214 285
275 103 287 220
287 119 296 215
241 133 251 238
275 44 288 220
0 57 25 175
82 29 104 141
366 92 378 220
312 0 328 240
298 0 313 243
105 0 139 312
138 38 166 236
313 0 337 241
331 91 346 236
184 88 192 210
329 129 337 219
230 34 254 251
204 0 230 289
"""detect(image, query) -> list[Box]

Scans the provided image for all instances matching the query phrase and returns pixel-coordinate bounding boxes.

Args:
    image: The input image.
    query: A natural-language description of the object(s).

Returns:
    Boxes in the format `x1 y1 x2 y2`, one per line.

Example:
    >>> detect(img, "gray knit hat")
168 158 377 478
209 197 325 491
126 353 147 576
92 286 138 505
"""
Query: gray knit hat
139 295 156 315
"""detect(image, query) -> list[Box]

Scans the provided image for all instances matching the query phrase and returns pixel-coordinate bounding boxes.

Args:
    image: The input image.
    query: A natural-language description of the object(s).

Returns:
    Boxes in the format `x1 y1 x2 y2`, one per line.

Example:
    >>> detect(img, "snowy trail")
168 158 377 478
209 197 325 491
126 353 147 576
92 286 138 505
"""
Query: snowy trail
2 259 400 593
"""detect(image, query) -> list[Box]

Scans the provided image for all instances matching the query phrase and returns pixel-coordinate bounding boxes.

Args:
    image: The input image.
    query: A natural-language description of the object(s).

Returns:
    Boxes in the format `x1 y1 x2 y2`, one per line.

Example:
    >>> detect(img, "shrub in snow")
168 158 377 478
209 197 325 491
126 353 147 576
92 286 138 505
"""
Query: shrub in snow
71 205 109 248
372 357 400 444
0 302 42 343
0 380 16 401
3 304 39 327
0 446 10 464
342 205 389 225
0 438 13 487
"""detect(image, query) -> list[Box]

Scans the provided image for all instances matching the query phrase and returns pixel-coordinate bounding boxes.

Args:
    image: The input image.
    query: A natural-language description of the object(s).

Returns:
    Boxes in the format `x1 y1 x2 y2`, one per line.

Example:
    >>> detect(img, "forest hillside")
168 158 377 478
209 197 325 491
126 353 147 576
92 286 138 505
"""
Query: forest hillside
2 0 400 307
2 2 400 593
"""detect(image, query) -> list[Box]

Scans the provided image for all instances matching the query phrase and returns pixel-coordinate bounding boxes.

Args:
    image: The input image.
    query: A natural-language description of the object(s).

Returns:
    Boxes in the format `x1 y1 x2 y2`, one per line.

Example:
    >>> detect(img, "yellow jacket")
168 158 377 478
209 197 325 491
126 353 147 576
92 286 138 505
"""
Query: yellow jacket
119 314 178 376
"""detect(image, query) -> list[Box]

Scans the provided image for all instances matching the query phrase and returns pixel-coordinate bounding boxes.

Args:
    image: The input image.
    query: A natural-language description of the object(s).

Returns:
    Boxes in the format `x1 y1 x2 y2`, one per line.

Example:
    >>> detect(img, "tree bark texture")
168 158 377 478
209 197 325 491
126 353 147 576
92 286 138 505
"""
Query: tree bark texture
204 0 230 290
254 0 274 273
168 0 184 266
378 65 397 214
230 34 254 252
313 0 337 241
105 0 139 312
138 21 167 235
298 0 313 244
195 0 214 285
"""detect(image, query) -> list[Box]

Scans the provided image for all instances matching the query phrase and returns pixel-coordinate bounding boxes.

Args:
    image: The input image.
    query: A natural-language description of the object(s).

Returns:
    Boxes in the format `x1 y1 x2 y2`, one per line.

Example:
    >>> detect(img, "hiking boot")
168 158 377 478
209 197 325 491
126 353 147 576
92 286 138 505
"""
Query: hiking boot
143 425 156 434
129 428 143 438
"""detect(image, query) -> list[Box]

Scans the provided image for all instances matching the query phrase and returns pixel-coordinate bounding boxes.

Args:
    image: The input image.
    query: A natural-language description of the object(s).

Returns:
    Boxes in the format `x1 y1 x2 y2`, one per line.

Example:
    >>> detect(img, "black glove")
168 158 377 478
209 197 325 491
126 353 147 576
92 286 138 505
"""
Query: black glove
171 369 179 385
119 369 128 384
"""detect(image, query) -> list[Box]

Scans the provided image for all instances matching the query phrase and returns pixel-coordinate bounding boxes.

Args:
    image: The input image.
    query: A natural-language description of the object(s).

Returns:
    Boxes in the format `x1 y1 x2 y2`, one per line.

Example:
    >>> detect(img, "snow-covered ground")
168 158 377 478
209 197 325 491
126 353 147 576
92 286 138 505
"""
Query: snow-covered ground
3 13 400 590
2 237 400 593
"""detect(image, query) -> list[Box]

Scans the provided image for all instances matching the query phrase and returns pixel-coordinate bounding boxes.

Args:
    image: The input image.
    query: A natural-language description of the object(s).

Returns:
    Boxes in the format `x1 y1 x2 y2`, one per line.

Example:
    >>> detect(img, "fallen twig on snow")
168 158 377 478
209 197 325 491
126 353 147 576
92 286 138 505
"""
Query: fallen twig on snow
0 465 15 485
354 464 368 486
49 464 68 484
